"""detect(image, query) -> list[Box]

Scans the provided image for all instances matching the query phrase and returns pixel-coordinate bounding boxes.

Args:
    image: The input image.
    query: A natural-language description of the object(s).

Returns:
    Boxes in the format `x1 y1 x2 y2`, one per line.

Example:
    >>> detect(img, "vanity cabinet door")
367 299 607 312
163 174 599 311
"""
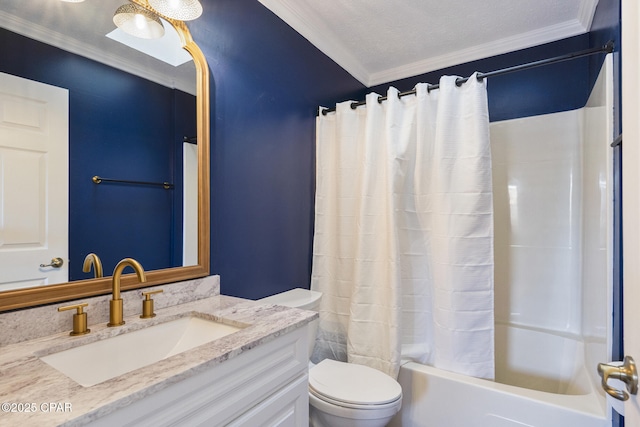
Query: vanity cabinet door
227 373 309 427
87 326 309 427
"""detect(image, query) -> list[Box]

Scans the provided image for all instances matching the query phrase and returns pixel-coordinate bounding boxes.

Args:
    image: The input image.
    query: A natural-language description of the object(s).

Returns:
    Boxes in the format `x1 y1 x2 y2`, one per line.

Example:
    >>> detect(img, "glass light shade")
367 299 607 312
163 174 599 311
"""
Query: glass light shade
113 4 165 40
148 0 203 21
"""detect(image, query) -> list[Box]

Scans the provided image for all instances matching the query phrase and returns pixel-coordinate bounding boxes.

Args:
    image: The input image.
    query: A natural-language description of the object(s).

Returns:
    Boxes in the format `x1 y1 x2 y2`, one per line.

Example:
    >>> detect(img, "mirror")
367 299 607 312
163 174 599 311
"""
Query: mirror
0 0 210 311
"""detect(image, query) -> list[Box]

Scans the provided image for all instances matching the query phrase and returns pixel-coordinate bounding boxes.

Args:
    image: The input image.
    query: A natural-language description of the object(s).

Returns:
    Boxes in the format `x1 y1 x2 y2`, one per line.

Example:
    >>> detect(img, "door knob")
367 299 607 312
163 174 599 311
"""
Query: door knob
597 355 638 401
40 257 64 268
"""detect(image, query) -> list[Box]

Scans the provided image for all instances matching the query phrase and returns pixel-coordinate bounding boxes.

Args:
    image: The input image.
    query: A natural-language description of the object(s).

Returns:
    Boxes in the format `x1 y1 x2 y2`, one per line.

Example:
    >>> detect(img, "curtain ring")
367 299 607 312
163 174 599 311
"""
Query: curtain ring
426 84 433 93
350 102 358 110
476 73 485 82
377 96 384 104
321 108 328 116
455 77 464 87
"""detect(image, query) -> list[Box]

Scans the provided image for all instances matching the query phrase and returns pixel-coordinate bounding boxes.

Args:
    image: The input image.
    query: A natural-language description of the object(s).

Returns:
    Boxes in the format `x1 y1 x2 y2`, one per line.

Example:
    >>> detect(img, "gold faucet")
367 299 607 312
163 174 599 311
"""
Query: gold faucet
82 253 103 278
108 258 146 327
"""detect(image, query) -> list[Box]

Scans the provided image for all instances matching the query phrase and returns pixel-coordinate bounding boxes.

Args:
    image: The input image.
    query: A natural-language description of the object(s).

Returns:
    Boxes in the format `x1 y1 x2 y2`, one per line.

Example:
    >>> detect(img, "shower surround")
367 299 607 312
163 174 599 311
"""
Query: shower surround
390 56 613 427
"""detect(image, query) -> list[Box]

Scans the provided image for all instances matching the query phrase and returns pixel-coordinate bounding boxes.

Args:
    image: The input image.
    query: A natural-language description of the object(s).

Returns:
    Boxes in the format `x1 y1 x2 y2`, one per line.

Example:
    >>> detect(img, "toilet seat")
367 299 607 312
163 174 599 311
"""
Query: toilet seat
309 359 402 409
309 390 402 423
309 388 401 411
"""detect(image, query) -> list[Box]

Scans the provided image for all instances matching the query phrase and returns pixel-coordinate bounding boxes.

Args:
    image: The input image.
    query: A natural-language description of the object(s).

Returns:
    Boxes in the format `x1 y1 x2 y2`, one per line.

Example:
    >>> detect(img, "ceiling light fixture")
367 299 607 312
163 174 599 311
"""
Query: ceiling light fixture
148 0 203 21
113 4 165 40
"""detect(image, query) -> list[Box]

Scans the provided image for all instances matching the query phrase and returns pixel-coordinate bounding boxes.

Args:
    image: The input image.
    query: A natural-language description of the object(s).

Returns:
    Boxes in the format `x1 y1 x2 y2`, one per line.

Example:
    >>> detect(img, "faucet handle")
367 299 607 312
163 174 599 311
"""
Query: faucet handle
58 303 91 336
140 289 163 319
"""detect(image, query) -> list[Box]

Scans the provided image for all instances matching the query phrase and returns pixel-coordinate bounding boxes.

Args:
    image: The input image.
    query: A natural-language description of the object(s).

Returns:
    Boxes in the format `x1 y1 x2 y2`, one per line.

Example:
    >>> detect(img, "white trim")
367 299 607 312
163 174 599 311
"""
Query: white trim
367 19 589 87
622 0 640 422
0 11 196 95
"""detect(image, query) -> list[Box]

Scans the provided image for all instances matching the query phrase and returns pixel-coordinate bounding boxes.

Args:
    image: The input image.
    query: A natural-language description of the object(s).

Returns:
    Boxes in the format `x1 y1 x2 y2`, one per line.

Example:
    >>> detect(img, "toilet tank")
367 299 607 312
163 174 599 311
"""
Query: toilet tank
257 288 322 312
257 288 322 358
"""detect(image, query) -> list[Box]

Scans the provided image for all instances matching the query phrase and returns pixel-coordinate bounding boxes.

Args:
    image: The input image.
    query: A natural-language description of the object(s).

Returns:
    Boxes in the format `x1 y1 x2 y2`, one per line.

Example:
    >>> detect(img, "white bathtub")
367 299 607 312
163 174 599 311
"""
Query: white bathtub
389 324 608 427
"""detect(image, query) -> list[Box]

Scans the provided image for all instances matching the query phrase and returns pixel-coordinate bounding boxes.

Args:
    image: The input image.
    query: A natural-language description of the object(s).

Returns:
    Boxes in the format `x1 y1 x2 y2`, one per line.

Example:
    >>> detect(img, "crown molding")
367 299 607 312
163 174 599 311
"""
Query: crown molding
257 0 370 85
577 0 599 31
0 11 195 95
259 0 599 88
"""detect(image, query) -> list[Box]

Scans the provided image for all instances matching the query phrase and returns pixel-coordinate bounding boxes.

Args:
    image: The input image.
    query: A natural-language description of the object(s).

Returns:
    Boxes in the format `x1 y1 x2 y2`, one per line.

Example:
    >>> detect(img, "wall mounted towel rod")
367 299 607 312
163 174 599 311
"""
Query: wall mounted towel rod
92 175 174 190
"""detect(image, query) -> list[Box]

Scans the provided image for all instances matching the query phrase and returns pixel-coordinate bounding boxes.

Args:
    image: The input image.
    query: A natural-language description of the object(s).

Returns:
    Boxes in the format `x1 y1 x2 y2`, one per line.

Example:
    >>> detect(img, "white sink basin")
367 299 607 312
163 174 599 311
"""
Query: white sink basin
41 316 241 387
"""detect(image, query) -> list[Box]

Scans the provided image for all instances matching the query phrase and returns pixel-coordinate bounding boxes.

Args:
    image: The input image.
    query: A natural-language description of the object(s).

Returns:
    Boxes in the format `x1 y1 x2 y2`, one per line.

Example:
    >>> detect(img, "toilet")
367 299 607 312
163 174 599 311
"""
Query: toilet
257 288 402 427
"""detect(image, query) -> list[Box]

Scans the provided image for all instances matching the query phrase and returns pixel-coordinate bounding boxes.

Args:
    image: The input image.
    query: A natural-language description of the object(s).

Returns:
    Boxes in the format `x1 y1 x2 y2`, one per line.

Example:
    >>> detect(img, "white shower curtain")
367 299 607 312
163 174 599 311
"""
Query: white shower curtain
311 75 494 380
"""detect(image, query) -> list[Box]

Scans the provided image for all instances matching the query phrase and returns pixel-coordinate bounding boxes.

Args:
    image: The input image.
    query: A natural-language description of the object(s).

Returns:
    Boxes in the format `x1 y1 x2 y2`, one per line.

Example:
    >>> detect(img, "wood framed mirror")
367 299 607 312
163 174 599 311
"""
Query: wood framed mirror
0 1 210 312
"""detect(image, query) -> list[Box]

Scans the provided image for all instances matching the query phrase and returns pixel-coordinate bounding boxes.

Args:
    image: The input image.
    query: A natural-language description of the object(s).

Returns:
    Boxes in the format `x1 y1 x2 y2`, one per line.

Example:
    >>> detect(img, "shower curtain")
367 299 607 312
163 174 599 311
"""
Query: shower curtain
311 75 495 380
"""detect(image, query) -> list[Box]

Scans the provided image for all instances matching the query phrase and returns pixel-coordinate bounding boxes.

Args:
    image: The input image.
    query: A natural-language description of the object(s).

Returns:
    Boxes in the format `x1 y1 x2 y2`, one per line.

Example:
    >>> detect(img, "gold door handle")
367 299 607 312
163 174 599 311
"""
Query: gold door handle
40 257 64 268
597 356 638 401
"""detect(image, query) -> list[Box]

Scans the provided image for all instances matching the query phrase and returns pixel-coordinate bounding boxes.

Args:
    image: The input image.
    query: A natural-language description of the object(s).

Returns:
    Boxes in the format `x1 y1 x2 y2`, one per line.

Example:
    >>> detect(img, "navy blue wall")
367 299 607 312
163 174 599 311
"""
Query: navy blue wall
0 28 196 279
187 0 620 300
187 0 366 299
371 35 594 123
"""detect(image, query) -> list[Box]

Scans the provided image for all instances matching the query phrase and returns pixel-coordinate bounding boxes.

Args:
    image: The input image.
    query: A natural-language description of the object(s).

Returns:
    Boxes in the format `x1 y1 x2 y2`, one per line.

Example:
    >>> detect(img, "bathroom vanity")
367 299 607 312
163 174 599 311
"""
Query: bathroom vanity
0 287 315 426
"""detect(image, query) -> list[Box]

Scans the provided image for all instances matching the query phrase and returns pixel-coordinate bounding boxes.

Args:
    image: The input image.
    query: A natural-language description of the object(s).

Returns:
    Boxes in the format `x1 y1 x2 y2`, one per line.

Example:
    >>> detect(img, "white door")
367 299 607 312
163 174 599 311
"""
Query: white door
621 0 640 424
0 72 69 290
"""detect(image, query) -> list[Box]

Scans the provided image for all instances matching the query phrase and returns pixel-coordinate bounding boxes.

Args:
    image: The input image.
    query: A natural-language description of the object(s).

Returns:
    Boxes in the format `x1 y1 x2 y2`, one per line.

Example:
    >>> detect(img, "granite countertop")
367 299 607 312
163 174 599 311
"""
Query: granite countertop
0 295 316 427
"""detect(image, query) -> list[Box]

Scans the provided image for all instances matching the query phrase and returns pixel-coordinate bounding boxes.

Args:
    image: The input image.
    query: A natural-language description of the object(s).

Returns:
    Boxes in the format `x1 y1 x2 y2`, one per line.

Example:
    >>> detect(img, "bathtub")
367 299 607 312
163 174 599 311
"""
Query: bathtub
389 324 608 427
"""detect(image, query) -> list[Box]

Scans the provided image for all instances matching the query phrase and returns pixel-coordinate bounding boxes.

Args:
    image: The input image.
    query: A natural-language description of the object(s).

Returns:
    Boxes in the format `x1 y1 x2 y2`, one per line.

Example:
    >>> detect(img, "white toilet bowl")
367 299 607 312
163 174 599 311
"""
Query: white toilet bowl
308 359 402 427
257 288 403 427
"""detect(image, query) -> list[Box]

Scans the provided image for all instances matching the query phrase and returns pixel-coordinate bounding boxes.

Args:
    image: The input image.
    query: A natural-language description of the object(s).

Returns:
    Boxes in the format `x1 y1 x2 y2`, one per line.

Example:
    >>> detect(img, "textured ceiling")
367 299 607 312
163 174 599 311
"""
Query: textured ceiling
258 0 600 86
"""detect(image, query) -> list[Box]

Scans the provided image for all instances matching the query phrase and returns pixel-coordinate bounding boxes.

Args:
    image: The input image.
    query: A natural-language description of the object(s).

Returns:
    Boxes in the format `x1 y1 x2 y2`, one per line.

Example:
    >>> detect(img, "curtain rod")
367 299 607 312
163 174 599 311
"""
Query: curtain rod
320 40 614 116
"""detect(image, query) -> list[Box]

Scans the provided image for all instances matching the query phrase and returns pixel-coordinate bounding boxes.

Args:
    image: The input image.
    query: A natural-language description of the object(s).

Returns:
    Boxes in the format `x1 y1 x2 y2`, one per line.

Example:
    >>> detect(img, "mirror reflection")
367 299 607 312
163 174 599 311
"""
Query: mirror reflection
0 0 199 290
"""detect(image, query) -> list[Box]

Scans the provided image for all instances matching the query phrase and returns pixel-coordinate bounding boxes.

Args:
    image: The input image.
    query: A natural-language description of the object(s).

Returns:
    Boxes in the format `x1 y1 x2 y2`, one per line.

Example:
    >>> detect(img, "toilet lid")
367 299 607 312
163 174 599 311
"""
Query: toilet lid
309 359 402 406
